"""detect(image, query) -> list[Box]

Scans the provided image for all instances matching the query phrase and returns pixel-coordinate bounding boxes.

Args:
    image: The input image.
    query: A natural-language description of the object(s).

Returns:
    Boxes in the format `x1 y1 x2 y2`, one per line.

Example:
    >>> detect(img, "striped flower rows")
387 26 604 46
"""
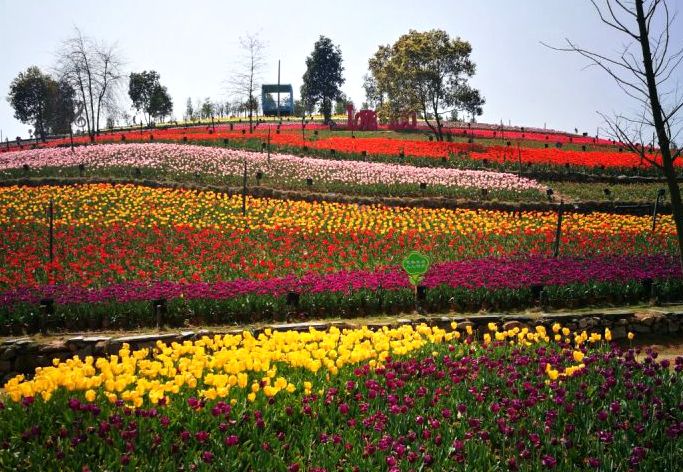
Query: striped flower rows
1 254 677 307
0 143 544 192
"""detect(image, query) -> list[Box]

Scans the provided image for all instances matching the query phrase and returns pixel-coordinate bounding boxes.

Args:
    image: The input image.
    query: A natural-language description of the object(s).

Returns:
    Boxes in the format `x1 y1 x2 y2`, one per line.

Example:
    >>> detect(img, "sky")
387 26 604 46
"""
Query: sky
0 0 680 141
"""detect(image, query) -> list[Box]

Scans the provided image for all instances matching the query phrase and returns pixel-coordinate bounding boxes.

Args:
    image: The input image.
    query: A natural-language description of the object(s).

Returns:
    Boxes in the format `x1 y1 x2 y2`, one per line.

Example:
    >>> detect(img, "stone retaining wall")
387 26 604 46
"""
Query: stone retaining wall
2 309 682 383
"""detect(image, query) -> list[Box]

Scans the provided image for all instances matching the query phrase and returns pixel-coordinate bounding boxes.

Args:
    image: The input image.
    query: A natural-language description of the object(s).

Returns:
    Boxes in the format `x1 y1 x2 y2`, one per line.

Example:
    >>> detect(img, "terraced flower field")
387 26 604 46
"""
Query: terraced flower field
1 323 681 470
0 182 677 329
3 124 672 173
0 122 681 471
0 143 546 200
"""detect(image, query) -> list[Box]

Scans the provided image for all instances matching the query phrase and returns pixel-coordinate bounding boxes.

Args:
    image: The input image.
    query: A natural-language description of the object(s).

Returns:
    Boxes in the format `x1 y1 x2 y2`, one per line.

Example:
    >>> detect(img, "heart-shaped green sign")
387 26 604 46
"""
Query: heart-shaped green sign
402 251 431 286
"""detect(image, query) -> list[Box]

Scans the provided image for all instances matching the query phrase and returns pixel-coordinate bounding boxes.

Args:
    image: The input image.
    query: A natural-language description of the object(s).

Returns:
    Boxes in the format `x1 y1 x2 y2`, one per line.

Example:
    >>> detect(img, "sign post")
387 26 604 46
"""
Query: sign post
402 251 431 308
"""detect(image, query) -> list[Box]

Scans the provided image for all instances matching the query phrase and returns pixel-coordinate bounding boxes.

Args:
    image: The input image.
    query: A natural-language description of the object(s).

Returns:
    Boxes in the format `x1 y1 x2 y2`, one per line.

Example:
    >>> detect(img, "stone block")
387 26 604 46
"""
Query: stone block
631 324 651 334
611 326 626 340
503 321 524 331
13 355 37 373
15 340 39 352
82 336 111 343
38 341 68 355
66 337 84 352
0 347 17 361
457 321 474 332
268 321 329 333
94 340 109 356
77 345 93 357
114 333 178 344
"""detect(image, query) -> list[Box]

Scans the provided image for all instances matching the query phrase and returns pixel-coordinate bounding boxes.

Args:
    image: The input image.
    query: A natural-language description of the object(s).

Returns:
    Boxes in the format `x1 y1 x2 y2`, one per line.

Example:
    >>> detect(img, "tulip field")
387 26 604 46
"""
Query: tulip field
1 323 682 470
0 143 546 200
0 180 678 328
1 123 675 175
0 124 681 470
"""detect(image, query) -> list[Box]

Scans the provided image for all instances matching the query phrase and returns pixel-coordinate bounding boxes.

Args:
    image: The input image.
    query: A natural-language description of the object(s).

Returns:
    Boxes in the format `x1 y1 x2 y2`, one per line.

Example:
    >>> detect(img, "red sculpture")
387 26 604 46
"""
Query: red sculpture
347 104 378 131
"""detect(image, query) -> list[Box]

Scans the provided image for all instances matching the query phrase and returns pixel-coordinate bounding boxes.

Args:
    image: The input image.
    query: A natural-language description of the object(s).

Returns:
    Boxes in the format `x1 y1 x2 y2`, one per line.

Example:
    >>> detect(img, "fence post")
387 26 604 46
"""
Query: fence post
553 200 564 257
39 298 53 335
242 158 247 218
652 189 665 232
48 199 54 264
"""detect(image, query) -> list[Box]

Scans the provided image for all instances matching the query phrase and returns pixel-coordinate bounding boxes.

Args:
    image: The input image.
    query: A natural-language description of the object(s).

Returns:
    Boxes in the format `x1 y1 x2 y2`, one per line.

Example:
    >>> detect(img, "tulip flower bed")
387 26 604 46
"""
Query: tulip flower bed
0 183 675 288
1 254 681 331
0 183 679 329
2 125 674 176
0 143 545 200
1 324 682 471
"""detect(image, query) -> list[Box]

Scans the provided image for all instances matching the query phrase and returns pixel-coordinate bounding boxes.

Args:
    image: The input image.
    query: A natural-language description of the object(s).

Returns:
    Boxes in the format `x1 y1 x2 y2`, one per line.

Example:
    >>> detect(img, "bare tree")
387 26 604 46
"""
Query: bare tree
55 28 124 140
227 33 266 132
546 0 683 269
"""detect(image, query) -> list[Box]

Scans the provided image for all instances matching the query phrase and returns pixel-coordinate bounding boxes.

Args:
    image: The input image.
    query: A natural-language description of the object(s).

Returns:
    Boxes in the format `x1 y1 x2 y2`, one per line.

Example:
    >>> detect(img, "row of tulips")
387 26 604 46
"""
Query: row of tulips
0 143 545 194
2 254 678 306
0 184 676 289
1 323 681 470
0 120 614 151
1 125 669 173
1 254 681 331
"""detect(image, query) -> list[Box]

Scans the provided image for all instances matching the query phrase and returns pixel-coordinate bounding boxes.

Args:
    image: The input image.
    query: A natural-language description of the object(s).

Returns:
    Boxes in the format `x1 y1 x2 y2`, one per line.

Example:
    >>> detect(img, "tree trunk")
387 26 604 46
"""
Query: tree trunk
76 76 91 136
87 73 96 141
82 50 96 141
433 105 443 142
37 103 46 142
635 0 683 271
248 93 253 133
323 98 332 124
96 101 101 136
420 103 439 140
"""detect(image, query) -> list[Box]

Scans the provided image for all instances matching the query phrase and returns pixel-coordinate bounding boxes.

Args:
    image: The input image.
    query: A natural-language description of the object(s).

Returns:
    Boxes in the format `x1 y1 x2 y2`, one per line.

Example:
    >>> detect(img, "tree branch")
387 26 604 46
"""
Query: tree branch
591 0 640 39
